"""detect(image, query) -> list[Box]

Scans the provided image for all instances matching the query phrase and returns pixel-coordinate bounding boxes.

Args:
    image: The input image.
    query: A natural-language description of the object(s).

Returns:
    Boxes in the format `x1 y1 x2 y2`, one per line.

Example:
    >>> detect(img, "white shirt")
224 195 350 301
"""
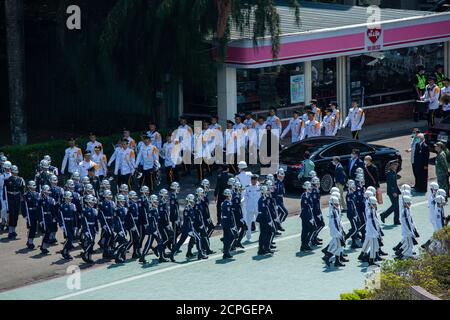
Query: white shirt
108 147 136 175
86 141 102 154
135 143 159 170
61 147 83 174
266 115 282 133
343 107 365 132
304 120 321 138
422 84 441 110
322 114 338 137
162 141 180 168
281 117 304 143
91 152 107 177
78 160 98 178
441 85 450 111
146 131 162 150
236 171 252 188
245 184 261 214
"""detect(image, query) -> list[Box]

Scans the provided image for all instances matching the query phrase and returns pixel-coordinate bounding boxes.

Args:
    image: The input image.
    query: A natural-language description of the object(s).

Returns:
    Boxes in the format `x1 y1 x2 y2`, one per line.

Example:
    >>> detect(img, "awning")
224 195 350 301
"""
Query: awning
225 1 450 68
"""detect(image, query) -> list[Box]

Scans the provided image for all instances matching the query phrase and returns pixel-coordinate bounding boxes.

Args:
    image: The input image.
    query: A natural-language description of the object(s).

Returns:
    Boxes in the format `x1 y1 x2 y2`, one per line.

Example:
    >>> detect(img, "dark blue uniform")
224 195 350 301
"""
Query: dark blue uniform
275 179 288 224
141 205 165 262
81 206 98 260
267 194 278 244
311 188 324 244
201 196 215 238
22 190 40 245
256 196 272 254
231 191 247 248
98 199 115 257
125 201 141 257
169 192 180 246
4 175 25 230
300 192 314 250
345 191 360 247
158 201 172 250
187 200 211 256
38 195 56 251
113 205 128 262
59 202 77 257
221 199 236 258
49 185 64 240
71 190 83 238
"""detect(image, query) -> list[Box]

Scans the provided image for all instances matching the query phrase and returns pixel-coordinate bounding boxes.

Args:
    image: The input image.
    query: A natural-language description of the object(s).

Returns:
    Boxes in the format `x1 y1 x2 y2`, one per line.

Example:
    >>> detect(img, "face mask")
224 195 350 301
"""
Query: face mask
351 154 355 160
364 161 369 166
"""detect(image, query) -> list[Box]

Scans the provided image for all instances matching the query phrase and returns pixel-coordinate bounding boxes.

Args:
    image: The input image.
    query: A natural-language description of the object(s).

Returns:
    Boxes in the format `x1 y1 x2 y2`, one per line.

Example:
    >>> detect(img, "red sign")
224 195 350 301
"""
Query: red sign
367 27 382 44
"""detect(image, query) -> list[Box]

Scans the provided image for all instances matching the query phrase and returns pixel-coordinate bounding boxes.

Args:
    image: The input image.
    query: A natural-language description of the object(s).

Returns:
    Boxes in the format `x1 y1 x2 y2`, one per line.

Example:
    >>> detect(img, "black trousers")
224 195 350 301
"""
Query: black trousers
62 221 74 255
115 232 128 260
7 197 21 227
126 228 141 254
216 196 225 225
222 227 234 256
27 213 39 240
351 130 360 140
171 230 202 257
258 224 271 252
165 166 179 185
300 218 314 246
413 164 428 192
381 194 400 223
117 174 131 188
141 169 155 191
345 216 359 241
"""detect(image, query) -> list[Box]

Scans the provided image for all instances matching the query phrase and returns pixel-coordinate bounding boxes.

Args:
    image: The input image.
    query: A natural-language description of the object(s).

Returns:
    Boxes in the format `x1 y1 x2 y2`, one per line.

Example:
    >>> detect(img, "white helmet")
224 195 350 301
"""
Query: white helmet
347 180 356 190
402 195 412 205
186 194 195 205
85 195 96 206
227 177 236 187
303 181 312 190
2 161 12 170
355 174 365 183
119 184 129 193
311 177 320 187
400 184 411 193
71 171 80 181
129 191 138 201
149 194 159 205
116 194 126 205
170 182 180 192
43 155 52 164
201 179 210 191
0 156 7 163
355 168 364 176
435 195 445 205
364 190 374 199
39 160 49 170
64 191 73 200
140 185 150 195
402 190 411 198
436 189 447 198
234 181 243 191
277 168 285 177
429 182 439 191
41 185 51 195
103 190 113 200
260 185 269 195
330 196 340 206
330 187 340 194
11 165 19 174
65 179 75 190
266 174 275 182
101 179 111 188
309 171 317 178
50 175 58 185
81 176 90 185
367 186 376 194
368 196 378 206
223 189 232 198
238 161 248 169
159 188 169 200
331 191 341 200
28 180 37 190
195 187 205 199
85 184 94 194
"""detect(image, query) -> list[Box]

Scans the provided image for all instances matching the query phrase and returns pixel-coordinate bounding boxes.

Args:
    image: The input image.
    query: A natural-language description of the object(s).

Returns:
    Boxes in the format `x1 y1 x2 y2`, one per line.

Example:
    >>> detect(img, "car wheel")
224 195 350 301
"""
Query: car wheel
320 174 334 193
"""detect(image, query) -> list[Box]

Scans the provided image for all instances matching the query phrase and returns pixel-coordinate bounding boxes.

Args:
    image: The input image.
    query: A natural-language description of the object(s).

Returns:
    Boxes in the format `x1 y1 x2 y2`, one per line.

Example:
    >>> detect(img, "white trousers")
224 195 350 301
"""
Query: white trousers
244 206 256 240
327 237 342 256
362 236 379 259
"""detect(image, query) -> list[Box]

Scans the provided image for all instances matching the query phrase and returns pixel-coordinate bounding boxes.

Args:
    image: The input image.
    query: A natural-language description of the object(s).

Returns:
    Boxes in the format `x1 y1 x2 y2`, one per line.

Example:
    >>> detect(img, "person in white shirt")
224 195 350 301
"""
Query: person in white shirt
281 110 304 143
0 161 12 230
78 151 98 178
61 138 83 176
421 76 441 127
86 133 102 154
254 116 267 151
304 111 321 138
224 120 238 174
243 112 256 130
310 99 322 123
108 139 136 186
266 107 282 137
321 108 338 137
343 100 365 140
146 123 162 150
177 116 193 176
123 130 137 150
244 174 260 241
329 101 343 130
440 77 450 118
90 145 108 179
135 135 160 191
162 133 180 185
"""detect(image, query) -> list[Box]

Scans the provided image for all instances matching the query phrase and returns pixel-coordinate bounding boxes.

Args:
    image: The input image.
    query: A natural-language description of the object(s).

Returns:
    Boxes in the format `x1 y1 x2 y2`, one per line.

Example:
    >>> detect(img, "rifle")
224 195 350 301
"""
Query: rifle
3 185 8 212
40 205 47 232
59 208 68 237
24 198 31 228
83 213 93 241
99 207 112 235
130 204 140 238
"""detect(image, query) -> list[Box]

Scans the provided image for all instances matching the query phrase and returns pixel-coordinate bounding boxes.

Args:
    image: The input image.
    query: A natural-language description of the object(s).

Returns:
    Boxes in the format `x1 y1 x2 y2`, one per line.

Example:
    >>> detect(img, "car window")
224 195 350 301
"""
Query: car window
321 143 353 158
347 142 375 154
281 143 322 163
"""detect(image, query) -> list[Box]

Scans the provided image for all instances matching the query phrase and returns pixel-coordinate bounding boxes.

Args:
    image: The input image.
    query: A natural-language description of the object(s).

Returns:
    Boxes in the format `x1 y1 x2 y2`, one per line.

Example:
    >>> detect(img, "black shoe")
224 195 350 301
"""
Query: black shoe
379 250 388 256
270 245 277 249
236 243 245 249
358 252 368 262
8 233 16 240
159 256 169 263
26 243 35 250
0 224 5 231
275 232 282 236
321 247 329 255
186 252 195 258
49 238 58 245
132 253 140 259
251 222 256 232
102 252 112 260
394 254 404 260
81 253 89 263
267 249 275 254
115 257 125 264
350 242 362 249
257 250 266 255
342 252 348 257
40 248 49 255
340 255 349 263
368 258 379 267
334 259 345 267
375 254 383 262
300 246 312 252
139 256 147 264
152 247 159 257
393 220 401 225
206 250 216 255
62 253 73 260
393 243 402 251
169 253 176 262
278 227 285 232
197 255 208 260
380 214 386 223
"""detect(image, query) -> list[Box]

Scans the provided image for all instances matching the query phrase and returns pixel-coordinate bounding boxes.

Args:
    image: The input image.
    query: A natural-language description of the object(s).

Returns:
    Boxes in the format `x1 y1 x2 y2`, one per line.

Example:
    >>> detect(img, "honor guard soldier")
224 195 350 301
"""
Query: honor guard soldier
0 161 12 230
71 172 83 194
220 189 236 259
231 181 247 249
91 146 108 180
186 188 211 258
395 195 419 260
322 109 338 137
200 179 215 240
147 123 163 150
35 160 52 192
329 102 342 129
245 175 260 241
38 185 56 254
162 133 180 185
61 138 83 176
126 191 142 259
358 196 380 266
256 185 274 255
275 168 288 230
23 181 40 249
59 191 77 260
78 151 98 178
265 180 279 248
135 135 160 191
140 194 168 264
343 100 365 140
65 179 82 240
4 165 25 239
310 176 324 245
98 190 115 259
157 189 172 254
281 110 304 143
81 195 98 263
300 181 315 252
43 155 59 176
432 194 446 232
169 182 181 247
114 194 128 263
304 111 321 138
137 186 150 249
49 175 64 244
344 180 361 249
266 107 282 137
0 155 7 173
108 139 136 187
323 196 346 267
170 194 207 262
310 99 322 122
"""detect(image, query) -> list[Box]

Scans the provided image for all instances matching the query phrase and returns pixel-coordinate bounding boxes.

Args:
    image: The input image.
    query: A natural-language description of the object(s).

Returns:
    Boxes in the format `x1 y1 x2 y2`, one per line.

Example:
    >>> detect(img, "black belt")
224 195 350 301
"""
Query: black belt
7 191 20 195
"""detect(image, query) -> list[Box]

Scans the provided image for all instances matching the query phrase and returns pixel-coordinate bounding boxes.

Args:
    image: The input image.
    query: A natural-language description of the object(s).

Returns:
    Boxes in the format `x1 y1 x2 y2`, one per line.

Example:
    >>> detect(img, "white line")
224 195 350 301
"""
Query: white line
52 199 429 300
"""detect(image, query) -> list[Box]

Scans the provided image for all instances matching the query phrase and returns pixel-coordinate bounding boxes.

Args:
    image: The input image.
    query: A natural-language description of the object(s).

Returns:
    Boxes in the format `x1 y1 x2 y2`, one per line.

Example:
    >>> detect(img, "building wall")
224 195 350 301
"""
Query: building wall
364 102 415 125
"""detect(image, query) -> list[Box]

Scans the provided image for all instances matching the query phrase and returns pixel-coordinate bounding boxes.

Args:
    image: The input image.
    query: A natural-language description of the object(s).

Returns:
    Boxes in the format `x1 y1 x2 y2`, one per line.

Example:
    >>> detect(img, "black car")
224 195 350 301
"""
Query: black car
424 115 450 152
279 137 402 193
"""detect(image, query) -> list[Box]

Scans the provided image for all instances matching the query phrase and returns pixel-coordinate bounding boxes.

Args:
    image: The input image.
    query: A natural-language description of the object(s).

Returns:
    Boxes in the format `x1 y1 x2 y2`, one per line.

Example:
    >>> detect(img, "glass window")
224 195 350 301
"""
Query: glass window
349 43 445 107
321 143 353 158
312 58 337 107
347 142 375 154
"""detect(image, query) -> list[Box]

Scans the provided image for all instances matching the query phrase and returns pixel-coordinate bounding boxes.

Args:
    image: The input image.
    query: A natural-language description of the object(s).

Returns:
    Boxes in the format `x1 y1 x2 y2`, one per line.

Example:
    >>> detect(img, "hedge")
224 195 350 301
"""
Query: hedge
0 128 171 180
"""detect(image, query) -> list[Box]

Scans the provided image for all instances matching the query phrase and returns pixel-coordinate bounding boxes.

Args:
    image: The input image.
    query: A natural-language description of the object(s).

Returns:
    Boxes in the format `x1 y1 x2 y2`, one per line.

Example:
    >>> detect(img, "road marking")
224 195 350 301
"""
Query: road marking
52 198 429 300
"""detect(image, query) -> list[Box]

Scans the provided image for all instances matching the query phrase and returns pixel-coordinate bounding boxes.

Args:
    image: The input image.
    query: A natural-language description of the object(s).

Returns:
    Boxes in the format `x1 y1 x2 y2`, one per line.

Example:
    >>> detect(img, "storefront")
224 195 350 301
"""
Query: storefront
215 2 450 126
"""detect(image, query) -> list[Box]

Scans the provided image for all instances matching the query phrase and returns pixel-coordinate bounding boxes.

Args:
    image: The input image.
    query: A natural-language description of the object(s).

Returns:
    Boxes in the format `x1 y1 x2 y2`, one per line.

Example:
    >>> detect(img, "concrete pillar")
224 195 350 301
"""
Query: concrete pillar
445 41 450 79
336 56 348 119
178 79 184 117
304 61 312 105
217 64 237 127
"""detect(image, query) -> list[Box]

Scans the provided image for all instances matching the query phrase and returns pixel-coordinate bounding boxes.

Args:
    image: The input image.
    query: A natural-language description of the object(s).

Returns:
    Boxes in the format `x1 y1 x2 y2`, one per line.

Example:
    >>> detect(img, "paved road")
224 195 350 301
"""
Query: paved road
0 132 438 295
0 192 434 300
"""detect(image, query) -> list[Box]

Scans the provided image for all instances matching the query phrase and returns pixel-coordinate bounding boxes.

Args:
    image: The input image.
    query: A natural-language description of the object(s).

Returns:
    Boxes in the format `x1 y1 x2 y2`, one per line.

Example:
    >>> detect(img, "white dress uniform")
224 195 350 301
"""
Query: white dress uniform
135 144 159 170
400 206 416 258
421 84 441 111
362 206 379 260
428 193 436 229
162 141 180 168
0 171 11 223
90 152 108 177
343 107 365 132
332 109 343 129
432 203 445 231
108 147 136 176
304 119 321 138
245 183 260 241
254 123 267 150
78 160 98 178
441 85 450 112
327 204 343 256
208 123 223 152
281 117 304 143
322 114 338 136
266 115 282 136
61 146 83 175
312 106 322 123
243 118 256 130
86 141 102 154
146 130 162 150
